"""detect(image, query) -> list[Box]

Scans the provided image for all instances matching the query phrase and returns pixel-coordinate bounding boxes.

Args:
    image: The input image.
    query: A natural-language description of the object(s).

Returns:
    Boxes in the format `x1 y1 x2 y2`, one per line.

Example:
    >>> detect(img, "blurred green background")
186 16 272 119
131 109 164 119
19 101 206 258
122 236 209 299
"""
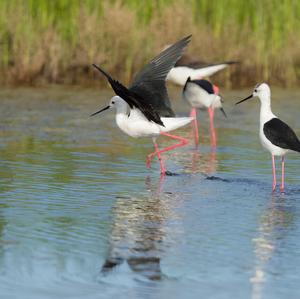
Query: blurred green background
0 0 299 87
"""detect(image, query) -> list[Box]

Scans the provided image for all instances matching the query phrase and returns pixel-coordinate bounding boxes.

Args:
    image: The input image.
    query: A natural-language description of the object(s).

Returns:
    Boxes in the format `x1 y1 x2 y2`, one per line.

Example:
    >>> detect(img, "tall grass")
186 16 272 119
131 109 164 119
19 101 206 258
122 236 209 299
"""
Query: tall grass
0 0 299 87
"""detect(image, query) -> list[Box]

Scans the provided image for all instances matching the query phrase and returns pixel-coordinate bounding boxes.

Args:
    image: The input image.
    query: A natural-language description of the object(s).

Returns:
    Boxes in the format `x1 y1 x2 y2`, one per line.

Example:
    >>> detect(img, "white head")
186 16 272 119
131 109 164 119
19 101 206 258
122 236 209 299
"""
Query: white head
235 83 271 106
212 94 222 108
212 94 227 117
253 83 271 99
108 96 127 109
90 96 128 117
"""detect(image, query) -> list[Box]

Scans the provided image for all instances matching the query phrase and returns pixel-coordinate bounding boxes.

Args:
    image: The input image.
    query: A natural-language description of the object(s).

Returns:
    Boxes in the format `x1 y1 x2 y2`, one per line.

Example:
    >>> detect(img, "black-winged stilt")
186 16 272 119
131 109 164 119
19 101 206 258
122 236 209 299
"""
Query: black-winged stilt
235 83 300 192
182 77 227 147
91 35 193 175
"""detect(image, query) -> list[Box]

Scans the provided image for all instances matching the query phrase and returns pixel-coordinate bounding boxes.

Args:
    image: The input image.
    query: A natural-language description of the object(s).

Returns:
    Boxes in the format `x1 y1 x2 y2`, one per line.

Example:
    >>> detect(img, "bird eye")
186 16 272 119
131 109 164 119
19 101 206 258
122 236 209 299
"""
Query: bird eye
112 101 115 104
254 89 257 92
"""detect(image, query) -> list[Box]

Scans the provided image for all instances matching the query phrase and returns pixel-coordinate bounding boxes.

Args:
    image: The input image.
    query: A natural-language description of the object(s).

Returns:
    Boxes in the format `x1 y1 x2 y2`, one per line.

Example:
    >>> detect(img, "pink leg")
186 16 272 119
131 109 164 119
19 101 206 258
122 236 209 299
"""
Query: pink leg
272 155 276 192
208 107 217 148
146 138 166 175
146 132 189 167
189 108 199 146
156 132 189 155
213 85 219 95
280 156 285 192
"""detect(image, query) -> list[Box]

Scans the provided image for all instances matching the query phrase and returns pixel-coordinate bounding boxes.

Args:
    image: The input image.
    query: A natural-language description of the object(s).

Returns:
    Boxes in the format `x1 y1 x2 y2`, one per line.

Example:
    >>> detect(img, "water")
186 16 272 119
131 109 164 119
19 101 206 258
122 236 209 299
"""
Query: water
0 86 300 299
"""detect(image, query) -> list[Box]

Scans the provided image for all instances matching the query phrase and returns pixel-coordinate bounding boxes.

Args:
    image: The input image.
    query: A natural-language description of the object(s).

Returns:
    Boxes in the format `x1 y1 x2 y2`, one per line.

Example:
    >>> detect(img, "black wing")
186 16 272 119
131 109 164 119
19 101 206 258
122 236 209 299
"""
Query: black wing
129 35 192 117
191 79 214 94
264 118 300 152
92 64 163 126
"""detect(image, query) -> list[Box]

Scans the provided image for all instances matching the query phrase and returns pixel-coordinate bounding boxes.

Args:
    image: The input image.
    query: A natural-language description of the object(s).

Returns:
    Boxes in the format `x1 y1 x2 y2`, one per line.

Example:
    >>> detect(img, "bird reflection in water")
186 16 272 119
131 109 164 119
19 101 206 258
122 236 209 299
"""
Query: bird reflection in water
101 175 177 281
250 193 294 299
183 148 218 175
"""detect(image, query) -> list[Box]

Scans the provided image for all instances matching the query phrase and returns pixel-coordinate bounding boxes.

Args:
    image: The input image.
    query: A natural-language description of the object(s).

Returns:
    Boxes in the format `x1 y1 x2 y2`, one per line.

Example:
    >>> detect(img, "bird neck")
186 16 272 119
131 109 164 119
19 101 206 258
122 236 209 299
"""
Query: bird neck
259 95 276 125
115 99 129 115
114 100 130 134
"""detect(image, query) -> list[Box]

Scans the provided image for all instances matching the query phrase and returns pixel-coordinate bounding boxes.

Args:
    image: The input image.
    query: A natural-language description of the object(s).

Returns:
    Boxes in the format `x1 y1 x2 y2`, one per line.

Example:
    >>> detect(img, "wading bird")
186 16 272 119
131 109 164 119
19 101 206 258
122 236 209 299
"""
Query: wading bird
182 78 227 147
235 83 300 192
91 36 193 175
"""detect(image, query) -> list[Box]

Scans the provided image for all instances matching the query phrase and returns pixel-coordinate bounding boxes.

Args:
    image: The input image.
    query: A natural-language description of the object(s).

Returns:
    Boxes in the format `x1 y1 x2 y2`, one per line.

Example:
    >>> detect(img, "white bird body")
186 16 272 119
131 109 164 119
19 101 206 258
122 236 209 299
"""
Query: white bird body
91 35 193 175
236 82 300 192
182 81 221 109
258 89 288 156
167 64 230 86
181 78 226 148
114 96 193 138
259 129 288 156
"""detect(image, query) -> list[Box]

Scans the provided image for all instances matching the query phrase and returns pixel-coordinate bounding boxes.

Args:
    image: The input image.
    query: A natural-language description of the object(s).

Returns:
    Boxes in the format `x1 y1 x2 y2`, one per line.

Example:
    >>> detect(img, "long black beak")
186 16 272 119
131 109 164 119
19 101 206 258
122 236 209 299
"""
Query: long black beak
235 94 253 105
90 105 110 117
220 107 227 118
217 94 227 118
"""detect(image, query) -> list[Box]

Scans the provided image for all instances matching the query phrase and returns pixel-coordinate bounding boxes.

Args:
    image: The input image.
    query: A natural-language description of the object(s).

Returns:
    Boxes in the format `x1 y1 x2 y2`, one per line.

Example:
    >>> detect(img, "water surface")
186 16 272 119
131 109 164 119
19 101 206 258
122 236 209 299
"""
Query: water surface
0 86 300 299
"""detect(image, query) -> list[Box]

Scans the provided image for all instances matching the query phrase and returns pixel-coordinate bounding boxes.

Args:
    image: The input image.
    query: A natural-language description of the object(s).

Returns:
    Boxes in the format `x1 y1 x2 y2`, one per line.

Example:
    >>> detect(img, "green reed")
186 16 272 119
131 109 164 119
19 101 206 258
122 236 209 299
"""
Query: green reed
0 0 299 86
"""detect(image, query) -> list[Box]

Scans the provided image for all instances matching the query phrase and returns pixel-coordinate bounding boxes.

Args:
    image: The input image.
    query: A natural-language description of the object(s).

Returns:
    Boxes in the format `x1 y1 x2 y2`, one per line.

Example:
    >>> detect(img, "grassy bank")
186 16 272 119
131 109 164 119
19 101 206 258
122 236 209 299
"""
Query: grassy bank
0 0 300 87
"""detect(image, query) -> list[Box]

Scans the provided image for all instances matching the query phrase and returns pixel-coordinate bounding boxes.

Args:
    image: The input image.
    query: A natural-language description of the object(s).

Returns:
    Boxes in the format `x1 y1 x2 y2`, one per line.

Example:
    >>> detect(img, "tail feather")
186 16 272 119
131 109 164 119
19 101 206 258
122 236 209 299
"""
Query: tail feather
160 117 194 132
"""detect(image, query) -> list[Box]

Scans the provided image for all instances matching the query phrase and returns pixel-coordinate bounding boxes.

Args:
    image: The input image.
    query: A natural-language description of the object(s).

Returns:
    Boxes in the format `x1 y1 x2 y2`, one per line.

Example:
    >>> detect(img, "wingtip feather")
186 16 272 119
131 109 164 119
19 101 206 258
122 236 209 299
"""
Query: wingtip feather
92 64 111 80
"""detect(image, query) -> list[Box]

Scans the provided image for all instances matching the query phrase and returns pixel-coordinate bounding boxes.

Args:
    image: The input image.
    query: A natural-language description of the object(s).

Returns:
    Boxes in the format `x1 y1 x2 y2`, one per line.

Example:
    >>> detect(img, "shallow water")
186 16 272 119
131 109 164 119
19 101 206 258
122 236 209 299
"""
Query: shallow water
0 86 300 299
